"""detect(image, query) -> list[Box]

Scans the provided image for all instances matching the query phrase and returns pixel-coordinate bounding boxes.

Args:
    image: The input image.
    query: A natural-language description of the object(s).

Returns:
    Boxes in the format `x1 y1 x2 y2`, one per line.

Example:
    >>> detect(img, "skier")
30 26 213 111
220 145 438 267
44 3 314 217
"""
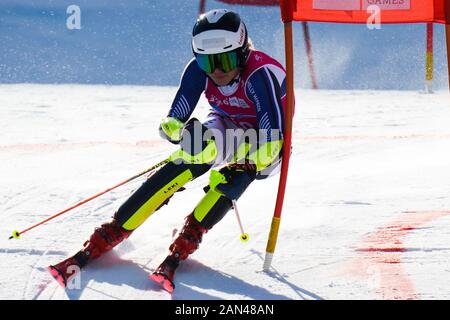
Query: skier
48 9 291 293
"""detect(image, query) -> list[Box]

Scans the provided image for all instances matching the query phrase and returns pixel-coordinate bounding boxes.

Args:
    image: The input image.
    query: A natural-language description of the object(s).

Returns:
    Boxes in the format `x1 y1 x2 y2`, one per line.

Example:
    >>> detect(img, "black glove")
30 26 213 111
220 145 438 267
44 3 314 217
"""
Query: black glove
215 163 256 200
179 118 211 156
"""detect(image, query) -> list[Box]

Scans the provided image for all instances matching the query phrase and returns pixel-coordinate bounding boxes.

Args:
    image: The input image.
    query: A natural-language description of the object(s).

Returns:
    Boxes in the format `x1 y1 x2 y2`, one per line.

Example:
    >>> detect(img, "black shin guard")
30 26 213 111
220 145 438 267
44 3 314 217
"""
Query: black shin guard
195 194 233 230
114 161 211 230
193 164 256 230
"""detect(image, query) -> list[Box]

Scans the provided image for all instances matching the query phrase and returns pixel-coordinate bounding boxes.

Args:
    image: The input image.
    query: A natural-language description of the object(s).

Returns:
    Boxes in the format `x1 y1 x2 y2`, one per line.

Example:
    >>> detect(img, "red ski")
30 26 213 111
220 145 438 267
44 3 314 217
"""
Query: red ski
47 251 87 288
149 272 175 293
149 255 179 293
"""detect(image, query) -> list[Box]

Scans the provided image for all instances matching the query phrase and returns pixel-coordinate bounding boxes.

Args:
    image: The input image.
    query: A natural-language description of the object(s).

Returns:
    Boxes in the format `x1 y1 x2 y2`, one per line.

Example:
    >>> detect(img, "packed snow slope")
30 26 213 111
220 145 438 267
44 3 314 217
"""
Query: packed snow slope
0 84 449 300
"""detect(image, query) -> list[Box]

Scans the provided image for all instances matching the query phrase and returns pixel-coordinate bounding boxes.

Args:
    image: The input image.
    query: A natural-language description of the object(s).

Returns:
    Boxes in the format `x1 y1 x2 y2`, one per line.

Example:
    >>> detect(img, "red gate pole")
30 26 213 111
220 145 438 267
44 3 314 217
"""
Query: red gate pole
199 0 206 15
263 0 295 271
302 21 318 89
446 24 450 92
425 23 434 93
446 0 450 92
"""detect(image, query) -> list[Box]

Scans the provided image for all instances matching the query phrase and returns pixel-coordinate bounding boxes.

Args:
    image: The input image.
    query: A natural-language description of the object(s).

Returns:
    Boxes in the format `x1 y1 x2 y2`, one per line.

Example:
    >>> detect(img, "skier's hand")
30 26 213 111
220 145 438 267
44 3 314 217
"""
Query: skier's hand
159 117 185 144
214 163 256 200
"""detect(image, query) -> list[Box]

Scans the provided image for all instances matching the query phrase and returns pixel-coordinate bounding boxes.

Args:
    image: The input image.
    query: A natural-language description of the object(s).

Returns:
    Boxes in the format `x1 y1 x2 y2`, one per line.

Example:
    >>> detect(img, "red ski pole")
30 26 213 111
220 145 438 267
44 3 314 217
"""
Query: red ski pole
9 157 170 240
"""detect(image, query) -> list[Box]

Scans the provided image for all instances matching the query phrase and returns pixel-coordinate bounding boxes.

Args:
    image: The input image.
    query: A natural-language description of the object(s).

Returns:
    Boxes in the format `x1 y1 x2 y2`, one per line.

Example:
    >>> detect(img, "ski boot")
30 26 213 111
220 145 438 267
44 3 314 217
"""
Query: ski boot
150 213 208 293
48 219 132 288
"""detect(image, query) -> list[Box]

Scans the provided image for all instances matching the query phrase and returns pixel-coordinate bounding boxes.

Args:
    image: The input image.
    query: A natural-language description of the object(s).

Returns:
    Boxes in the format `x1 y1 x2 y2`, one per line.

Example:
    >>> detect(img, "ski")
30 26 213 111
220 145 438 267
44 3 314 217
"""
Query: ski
149 272 175 293
149 255 179 293
47 265 69 288
47 252 86 288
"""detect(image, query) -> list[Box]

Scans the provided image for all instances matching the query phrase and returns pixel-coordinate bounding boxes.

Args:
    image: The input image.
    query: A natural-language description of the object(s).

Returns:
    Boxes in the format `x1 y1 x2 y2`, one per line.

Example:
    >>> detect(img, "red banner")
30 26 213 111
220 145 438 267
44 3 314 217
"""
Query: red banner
217 0 279 5
281 0 449 24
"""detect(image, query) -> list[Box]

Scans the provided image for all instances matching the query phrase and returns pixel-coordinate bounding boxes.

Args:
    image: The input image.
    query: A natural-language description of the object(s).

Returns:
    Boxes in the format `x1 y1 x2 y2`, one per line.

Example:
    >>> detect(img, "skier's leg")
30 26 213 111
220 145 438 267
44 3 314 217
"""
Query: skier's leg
48 120 219 285
151 163 256 291
111 117 221 231
155 115 247 263
171 163 256 255
114 161 212 230
47 160 212 286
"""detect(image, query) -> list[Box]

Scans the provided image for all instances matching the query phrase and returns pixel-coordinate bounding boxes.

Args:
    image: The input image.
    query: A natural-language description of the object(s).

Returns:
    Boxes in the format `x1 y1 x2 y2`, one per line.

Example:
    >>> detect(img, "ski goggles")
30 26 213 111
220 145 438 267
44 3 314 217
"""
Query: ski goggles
195 51 239 74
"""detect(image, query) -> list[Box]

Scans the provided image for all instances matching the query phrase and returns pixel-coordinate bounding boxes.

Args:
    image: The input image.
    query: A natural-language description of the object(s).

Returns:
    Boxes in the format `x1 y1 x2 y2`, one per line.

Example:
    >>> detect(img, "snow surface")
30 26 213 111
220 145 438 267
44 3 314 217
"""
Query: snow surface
1 84 449 300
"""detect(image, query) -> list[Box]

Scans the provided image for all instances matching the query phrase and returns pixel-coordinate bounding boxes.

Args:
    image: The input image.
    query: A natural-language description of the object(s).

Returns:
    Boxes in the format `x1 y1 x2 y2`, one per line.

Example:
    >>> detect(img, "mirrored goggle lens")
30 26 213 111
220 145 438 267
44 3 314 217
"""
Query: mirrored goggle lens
195 51 238 73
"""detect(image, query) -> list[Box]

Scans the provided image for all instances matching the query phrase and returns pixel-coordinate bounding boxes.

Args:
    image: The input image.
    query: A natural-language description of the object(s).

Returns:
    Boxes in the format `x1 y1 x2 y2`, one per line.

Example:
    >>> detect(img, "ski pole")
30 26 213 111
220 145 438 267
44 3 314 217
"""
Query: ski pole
9 157 171 240
232 200 249 243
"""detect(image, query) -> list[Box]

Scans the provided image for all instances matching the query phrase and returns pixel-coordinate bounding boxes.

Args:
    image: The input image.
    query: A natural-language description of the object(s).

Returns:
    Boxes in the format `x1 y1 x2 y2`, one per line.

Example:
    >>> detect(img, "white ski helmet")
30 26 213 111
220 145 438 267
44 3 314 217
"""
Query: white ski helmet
192 9 249 73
